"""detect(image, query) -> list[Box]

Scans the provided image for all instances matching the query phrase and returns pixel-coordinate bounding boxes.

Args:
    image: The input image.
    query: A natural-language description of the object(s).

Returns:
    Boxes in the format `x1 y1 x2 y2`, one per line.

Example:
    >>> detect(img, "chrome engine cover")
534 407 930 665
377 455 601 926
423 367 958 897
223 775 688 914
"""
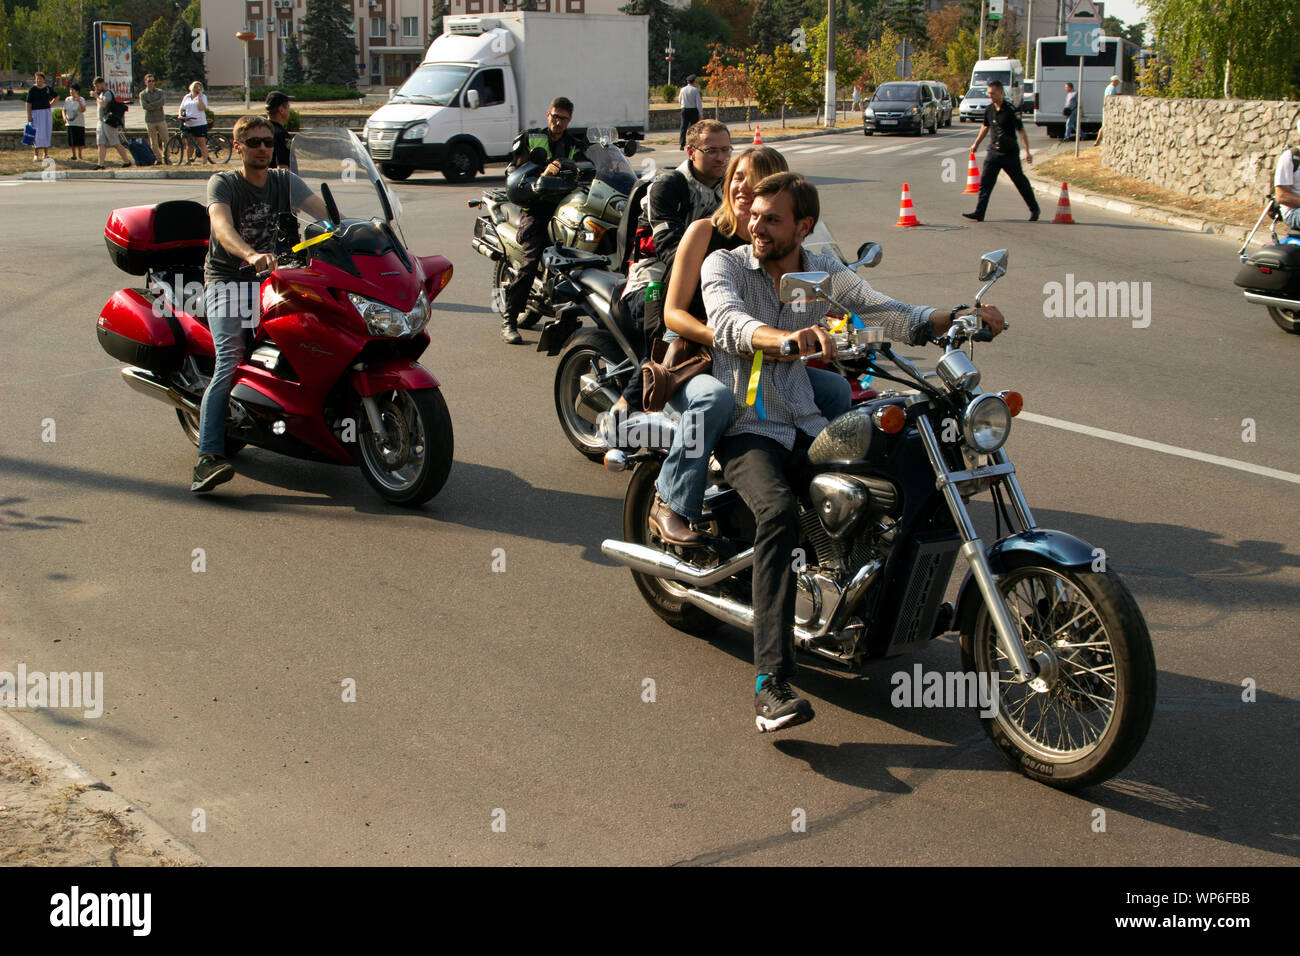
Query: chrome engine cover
809 473 870 539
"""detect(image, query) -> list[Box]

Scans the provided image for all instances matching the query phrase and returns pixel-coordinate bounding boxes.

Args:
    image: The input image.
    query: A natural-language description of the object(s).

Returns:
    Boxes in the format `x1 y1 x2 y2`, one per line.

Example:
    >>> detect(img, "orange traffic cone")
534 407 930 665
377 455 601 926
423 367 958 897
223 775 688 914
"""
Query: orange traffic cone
752 124 763 146
962 152 981 194
1053 182 1075 224
895 183 920 227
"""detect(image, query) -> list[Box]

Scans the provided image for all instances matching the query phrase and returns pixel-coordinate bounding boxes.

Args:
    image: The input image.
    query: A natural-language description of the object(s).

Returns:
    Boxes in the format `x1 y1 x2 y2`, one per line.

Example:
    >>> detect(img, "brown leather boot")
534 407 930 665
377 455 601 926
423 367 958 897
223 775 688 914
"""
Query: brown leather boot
648 494 706 546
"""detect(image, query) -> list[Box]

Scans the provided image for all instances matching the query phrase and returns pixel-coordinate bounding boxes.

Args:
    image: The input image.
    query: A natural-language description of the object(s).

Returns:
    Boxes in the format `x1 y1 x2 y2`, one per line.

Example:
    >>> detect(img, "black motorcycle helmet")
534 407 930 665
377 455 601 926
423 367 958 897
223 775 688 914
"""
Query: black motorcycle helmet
505 161 543 207
506 147 580 208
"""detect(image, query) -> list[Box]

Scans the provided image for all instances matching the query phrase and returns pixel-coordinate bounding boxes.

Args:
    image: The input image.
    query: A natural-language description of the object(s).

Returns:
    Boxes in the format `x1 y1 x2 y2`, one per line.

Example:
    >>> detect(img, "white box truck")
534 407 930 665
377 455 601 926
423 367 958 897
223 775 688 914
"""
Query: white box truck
363 13 649 183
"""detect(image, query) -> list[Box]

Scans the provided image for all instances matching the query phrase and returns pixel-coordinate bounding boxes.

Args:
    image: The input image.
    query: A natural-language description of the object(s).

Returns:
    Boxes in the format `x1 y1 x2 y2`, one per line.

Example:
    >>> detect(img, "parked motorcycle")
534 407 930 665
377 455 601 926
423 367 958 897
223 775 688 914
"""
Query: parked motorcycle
1235 198 1300 334
96 129 456 505
600 248 1156 789
469 127 637 330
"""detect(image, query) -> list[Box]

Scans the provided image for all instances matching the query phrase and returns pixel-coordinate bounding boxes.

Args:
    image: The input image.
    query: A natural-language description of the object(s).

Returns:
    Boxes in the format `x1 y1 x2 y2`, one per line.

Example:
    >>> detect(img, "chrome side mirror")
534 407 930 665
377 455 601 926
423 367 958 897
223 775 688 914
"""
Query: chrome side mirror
779 272 831 304
853 242 883 270
978 249 1009 281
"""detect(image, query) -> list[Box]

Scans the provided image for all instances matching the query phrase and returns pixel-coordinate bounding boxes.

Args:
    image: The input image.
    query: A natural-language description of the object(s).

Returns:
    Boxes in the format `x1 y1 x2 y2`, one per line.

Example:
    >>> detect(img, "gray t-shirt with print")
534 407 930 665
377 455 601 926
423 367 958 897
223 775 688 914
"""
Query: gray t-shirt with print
204 169 313 282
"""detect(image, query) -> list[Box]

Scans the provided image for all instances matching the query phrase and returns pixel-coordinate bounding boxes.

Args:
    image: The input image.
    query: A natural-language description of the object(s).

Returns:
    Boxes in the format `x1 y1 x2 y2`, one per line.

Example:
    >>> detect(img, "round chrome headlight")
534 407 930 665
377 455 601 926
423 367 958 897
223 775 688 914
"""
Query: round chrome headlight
963 393 1012 453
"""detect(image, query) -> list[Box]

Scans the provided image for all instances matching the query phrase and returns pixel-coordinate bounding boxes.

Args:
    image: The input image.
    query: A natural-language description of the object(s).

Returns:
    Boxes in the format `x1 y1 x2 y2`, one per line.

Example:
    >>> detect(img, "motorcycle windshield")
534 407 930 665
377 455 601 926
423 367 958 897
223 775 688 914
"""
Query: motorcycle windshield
802 221 849 265
290 128 403 225
584 143 637 196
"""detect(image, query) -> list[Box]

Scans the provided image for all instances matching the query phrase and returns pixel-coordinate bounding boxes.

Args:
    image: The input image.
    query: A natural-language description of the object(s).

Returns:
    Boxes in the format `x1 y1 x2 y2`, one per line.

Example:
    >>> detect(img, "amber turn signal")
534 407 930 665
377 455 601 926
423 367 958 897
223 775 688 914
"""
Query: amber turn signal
1000 390 1023 417
873 405 905 434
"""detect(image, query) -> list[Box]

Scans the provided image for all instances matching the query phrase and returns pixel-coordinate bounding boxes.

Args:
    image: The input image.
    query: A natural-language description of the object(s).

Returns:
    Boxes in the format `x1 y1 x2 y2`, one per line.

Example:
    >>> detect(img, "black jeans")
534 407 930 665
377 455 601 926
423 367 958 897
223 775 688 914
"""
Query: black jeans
617 293 648 407
716 430 814 680
974 149 1040 218
679 107 700 150
503 210 548 322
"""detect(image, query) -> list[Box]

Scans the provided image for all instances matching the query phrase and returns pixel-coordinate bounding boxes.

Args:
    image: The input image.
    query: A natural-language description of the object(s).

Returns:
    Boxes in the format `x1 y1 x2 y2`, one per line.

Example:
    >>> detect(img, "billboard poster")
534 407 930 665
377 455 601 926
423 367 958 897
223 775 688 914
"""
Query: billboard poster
95 21 134 103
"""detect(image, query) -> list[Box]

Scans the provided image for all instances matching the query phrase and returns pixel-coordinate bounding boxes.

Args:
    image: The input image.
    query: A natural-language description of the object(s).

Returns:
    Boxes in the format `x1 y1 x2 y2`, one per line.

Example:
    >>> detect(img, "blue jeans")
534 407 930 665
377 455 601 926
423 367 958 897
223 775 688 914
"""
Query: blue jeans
655 367 851 521
1064 109 1077 141
197 281 257 457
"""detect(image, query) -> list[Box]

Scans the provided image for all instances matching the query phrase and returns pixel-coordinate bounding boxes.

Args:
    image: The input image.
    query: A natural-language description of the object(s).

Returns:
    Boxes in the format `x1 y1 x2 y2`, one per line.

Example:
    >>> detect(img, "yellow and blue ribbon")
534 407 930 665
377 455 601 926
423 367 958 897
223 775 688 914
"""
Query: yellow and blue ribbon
746 352 766 420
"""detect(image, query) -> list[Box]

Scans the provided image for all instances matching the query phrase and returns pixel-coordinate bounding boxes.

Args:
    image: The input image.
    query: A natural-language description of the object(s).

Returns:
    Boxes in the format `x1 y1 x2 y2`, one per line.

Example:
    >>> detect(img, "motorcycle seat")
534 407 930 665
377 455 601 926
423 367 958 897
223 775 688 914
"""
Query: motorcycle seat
574 267 622 305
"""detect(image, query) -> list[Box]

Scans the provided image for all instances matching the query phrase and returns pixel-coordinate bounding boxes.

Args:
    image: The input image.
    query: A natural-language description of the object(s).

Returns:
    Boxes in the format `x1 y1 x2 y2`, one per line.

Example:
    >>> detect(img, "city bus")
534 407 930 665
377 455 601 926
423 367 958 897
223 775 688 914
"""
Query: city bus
1034 35 1139 138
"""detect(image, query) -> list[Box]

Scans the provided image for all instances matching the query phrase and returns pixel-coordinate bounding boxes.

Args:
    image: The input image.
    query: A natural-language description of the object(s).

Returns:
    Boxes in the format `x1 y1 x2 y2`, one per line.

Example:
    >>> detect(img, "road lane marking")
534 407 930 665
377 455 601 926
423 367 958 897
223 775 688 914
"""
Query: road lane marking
866 144 911 155
1019 412 1300 486
828 145 877 153
790 145 838 154
942 145 976 155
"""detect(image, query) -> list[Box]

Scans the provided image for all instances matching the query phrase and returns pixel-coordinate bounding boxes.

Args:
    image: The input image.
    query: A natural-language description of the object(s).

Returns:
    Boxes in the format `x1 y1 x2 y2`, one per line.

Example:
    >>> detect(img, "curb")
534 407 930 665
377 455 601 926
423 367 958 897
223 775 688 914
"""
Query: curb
21 167 221 181
0 710 206 865
1024 173 1261 246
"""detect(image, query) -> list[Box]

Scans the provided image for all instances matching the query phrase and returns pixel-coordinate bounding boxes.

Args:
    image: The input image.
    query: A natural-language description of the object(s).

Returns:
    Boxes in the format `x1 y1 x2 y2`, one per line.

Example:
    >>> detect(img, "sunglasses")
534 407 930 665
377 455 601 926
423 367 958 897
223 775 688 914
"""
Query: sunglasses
241 136 275 148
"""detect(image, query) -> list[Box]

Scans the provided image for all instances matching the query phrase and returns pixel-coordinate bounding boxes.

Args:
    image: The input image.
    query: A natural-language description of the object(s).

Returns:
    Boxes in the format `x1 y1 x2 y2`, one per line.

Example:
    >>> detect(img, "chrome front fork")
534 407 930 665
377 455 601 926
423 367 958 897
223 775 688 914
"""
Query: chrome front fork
915 416 1037 684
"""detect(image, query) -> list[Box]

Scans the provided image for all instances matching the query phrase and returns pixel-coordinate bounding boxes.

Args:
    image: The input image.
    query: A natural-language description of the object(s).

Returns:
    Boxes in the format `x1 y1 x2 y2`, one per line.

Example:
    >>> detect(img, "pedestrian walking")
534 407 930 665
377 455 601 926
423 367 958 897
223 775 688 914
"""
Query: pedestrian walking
963 79 1040 222
92 76 133 169
178 81 211 164
1063 81 1078 141
25 71 55 162
63 82 87 161
678 75 702 151
852 86 862 113
139 74 168 162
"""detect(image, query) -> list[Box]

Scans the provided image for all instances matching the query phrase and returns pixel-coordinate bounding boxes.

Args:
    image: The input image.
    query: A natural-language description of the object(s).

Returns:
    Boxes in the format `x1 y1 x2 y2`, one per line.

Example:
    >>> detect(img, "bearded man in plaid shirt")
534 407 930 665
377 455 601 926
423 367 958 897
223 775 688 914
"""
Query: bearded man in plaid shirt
702 172 1009 733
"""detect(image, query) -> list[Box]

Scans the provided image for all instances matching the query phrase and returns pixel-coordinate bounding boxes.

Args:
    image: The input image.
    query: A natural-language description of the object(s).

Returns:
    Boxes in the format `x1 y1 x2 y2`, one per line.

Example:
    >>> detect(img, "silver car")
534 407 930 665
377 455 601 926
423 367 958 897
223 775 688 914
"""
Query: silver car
959 86 991 123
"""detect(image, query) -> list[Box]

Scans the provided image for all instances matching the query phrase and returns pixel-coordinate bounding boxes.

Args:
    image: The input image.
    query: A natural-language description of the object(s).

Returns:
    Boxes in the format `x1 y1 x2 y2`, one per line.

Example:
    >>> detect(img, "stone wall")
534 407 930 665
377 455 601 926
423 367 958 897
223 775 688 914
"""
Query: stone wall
1101 97 1300 204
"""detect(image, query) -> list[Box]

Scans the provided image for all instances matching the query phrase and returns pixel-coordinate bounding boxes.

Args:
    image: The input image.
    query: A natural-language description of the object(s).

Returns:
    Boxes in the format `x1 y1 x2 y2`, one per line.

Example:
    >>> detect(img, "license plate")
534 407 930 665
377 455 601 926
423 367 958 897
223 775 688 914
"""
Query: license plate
880 120 897 126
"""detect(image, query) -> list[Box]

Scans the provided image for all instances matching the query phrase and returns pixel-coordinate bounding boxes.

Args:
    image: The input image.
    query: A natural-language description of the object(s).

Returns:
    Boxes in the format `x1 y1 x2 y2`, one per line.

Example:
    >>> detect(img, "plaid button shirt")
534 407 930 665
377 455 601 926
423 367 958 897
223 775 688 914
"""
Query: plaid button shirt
703 245 935 450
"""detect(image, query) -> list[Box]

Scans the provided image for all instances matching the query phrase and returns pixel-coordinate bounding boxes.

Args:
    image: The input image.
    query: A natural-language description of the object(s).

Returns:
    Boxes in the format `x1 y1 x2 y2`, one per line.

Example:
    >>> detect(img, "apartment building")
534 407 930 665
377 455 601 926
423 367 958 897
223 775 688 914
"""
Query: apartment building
201 0 668 90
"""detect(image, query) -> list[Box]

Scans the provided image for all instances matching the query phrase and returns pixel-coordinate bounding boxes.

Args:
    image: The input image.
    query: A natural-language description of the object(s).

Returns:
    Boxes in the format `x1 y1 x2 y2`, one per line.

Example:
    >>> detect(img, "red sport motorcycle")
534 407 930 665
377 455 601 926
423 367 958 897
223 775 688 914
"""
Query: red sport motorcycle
96 129 455 505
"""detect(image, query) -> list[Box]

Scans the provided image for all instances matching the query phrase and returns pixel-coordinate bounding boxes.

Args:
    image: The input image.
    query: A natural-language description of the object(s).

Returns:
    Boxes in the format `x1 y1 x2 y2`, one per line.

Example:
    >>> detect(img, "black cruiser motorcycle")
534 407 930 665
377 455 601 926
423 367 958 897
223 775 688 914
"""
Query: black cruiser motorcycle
600 248 1156 790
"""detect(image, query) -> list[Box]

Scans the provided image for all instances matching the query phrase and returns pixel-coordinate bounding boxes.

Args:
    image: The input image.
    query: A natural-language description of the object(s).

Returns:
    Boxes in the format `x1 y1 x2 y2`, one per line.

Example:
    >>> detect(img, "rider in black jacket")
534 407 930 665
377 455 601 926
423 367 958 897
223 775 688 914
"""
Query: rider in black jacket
500 96 587 344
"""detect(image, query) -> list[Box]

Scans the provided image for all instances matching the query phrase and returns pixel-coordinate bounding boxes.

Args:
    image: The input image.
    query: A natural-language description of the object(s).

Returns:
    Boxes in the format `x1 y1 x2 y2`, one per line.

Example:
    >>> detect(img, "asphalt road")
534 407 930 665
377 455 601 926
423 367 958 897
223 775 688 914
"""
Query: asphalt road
1 123 1297 866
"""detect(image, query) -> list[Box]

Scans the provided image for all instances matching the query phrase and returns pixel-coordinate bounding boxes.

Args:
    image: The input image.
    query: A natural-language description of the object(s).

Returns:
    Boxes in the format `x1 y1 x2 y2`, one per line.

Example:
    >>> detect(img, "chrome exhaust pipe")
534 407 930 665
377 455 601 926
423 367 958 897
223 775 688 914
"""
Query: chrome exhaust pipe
1243 290 1300 310
471 237 503 261
600 540 754 587
121 367 198 413
681 589 835 649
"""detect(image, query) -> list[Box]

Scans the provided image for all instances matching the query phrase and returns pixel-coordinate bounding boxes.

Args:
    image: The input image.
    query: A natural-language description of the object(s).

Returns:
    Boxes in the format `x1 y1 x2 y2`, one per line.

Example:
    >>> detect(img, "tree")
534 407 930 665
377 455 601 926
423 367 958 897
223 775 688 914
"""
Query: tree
703 43 752 122
803 12 863 106
180 0 201 32
748 0 802 56
10 0 84 79
620 0 676 86
282 35 304 85
710 0 756 43
301 0 358 88
674 1 731 79
748 43 818 126
1145 0 1297 99
166 15 204 88
886 0 928 46
78 6 101 84
135 15 168 83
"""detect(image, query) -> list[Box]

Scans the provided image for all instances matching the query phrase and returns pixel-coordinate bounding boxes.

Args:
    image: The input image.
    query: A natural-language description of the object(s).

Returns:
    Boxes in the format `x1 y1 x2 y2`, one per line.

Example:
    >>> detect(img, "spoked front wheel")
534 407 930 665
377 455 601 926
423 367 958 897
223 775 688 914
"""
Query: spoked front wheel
960 557 1156 790
163 134 185 166
207 133 232 164
356 389 454 506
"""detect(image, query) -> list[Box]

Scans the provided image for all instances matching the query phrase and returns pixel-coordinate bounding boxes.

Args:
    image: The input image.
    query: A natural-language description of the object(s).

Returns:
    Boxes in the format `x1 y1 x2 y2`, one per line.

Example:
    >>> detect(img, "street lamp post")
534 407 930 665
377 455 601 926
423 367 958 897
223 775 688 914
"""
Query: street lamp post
236 30 255 111
665 40 674 87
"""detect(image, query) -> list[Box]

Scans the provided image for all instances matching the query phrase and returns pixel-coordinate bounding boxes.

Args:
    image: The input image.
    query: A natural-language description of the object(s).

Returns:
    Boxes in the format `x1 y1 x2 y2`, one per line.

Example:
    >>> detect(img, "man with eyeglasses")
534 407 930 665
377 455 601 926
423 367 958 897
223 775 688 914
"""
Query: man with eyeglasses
500 96 587 344
192 115 329 493
610 119 732 418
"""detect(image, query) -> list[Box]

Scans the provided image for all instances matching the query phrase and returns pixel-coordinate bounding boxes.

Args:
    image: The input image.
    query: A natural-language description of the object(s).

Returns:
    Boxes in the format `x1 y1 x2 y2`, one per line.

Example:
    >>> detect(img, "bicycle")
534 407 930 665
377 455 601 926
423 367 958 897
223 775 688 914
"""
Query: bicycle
164 124 231 166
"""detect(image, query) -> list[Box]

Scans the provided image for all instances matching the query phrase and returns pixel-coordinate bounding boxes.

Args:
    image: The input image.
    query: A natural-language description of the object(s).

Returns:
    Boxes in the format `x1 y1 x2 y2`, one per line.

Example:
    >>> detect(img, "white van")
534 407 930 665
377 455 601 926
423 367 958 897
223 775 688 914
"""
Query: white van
961 56 1025 119
363 13 648 183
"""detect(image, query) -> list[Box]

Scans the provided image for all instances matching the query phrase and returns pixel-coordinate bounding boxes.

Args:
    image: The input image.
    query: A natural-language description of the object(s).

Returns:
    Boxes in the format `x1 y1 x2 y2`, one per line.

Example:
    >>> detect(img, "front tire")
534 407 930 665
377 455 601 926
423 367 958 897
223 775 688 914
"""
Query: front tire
960 557 1156 790
622 460 720 635
381 163 413 181
356 388 454 506
1267 305 1300 334
442 143 478 183
493 257 541 329
163 134 184 166
208 133 231 164
553 329 627 460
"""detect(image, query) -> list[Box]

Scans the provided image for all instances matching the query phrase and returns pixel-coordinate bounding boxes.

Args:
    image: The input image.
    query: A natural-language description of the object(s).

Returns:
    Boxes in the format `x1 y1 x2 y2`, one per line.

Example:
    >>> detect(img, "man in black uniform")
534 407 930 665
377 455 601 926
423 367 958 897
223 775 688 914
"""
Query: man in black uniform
265 90 293 170
500 96 587 344
963 79 1040 222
